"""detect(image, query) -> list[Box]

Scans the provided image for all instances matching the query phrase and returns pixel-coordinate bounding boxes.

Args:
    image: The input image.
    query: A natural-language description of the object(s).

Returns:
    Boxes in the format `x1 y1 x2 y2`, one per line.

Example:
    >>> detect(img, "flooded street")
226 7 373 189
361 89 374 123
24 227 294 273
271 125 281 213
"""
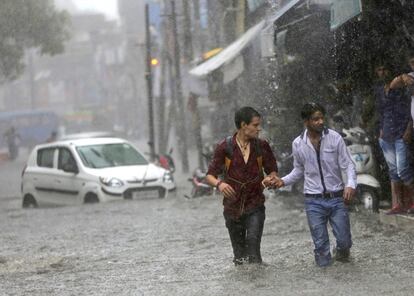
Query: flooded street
0 156 413 296
2 0 414 295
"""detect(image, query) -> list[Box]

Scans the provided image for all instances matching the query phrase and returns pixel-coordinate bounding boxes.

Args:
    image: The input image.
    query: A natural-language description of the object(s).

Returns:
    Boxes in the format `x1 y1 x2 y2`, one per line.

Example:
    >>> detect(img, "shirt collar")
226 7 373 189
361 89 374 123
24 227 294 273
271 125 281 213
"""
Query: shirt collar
300 127 329 144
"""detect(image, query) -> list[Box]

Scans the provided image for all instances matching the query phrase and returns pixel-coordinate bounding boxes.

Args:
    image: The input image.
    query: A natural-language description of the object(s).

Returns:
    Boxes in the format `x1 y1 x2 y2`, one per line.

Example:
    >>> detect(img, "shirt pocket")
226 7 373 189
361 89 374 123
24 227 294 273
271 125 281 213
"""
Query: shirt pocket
322 148 337 163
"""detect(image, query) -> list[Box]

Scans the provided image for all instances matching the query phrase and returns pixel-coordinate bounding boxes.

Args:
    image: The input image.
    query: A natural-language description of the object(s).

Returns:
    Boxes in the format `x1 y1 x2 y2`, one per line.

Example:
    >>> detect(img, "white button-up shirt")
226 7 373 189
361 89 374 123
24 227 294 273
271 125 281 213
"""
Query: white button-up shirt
282 128 357 194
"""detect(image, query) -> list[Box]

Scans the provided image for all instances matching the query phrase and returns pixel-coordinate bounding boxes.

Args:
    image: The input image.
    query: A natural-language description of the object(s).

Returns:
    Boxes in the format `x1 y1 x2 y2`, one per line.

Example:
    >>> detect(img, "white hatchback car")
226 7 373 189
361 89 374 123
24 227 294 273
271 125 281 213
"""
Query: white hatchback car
21 137 176 207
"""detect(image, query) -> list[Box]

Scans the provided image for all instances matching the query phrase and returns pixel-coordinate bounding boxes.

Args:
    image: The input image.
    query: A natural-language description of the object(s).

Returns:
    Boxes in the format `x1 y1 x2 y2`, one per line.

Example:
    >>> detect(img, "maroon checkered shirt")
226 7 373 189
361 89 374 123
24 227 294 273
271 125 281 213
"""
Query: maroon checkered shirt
207 134 278 219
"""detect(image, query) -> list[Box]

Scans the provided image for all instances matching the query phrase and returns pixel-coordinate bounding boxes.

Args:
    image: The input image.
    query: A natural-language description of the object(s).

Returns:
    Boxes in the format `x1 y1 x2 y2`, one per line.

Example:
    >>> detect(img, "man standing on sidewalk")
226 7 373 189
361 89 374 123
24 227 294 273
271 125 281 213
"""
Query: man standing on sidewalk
276 102 356 267
206 106 278 265
388 55 414 214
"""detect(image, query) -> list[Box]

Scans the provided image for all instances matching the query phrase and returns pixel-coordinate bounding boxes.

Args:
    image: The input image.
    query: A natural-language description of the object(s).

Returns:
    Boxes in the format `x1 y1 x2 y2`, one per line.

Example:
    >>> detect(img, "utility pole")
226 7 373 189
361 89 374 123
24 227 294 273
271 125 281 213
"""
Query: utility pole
192 0 204 55
235 0 245 37
157 17 168 155
183 0 193 63
171 0 189 173
145 3 156 162
28 50 36 110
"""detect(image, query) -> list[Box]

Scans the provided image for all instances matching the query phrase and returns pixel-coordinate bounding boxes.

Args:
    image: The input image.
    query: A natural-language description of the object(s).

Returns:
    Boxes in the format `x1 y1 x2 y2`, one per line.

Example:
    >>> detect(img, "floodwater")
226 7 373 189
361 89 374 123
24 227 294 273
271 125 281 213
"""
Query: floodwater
0 156 413 296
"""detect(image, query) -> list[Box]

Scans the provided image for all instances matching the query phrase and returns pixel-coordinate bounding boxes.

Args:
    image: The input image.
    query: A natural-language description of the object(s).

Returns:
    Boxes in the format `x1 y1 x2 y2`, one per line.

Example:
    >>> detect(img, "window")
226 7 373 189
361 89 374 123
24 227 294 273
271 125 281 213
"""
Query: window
37 148 55 168
58 148 76 170
76 143 148 168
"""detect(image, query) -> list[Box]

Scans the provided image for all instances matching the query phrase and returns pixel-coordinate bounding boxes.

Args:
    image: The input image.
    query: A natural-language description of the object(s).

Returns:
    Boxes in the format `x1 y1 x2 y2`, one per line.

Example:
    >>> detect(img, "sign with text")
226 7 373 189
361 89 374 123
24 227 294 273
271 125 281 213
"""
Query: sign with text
330 0 362 30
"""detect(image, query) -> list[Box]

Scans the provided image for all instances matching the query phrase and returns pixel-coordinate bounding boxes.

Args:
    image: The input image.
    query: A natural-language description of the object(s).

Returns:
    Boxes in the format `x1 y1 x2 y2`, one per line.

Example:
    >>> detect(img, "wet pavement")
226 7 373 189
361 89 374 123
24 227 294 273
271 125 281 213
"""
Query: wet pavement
0 152 414 296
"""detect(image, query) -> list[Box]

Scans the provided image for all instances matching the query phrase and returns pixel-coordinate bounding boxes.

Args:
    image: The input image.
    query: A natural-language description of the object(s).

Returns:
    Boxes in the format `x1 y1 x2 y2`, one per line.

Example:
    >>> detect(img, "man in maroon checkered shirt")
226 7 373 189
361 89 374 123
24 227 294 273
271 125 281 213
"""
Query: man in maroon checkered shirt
206 106 279 265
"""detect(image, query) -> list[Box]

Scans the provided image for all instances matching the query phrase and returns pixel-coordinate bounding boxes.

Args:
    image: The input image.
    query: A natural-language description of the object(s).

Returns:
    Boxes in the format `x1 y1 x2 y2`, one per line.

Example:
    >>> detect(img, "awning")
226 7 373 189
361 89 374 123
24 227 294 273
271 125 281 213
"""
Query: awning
189 20 265 79
263 0 303 31
261 0 303 58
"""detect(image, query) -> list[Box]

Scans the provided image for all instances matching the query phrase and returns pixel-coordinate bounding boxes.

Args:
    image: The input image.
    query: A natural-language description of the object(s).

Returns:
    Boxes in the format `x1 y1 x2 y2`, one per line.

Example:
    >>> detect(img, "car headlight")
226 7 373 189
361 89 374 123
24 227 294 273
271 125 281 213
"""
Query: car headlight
162 171 173 183
99 177 124 187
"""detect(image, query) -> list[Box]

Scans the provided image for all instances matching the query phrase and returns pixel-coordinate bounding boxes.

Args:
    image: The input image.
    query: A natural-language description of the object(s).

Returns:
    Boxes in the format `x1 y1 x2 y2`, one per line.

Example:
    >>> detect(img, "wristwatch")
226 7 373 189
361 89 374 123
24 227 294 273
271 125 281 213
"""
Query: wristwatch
216 180 223 189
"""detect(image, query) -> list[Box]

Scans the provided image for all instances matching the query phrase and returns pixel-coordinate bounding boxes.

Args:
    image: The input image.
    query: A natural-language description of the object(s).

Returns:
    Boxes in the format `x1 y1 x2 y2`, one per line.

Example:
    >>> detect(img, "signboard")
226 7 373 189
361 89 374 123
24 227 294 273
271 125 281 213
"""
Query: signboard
330 0 362 30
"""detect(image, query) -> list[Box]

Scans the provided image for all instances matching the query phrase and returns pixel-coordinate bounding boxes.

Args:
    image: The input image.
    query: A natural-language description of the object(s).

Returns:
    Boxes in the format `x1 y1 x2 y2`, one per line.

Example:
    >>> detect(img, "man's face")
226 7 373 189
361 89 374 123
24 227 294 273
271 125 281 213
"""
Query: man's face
375 66 389 80
409 58 414 71
241 116 261 139
305 111 325 133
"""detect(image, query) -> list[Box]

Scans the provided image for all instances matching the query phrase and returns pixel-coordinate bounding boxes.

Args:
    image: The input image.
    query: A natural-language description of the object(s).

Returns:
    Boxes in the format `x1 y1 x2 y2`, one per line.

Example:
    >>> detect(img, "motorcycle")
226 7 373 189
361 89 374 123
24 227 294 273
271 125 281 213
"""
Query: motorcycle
185 144 215 199
157 148 176 174
341 126 381 212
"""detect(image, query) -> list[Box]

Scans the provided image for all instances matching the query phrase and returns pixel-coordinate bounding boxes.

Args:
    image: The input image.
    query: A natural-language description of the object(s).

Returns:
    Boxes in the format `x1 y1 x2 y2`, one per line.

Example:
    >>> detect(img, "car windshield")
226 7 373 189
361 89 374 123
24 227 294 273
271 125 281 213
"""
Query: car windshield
76 143 148 168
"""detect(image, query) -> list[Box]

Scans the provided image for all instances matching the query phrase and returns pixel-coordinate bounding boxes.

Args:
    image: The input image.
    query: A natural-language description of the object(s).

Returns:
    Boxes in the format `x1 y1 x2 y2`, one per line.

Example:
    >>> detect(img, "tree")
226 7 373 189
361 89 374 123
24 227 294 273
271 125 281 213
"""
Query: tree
0 0 70 82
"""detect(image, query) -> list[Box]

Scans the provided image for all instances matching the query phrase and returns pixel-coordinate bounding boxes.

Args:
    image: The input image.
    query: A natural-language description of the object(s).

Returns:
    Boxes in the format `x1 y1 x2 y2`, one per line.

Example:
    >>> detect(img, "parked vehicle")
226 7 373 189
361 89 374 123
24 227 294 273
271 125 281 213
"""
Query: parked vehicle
156 148 176 174
185 143 215 198
21 137 176 208
341 126 381 212
186 167 214 198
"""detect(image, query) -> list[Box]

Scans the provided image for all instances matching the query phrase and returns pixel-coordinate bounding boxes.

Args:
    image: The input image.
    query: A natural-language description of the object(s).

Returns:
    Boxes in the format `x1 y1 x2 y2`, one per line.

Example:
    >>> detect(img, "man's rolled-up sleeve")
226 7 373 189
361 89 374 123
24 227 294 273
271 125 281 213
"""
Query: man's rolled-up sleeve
281 142 304 186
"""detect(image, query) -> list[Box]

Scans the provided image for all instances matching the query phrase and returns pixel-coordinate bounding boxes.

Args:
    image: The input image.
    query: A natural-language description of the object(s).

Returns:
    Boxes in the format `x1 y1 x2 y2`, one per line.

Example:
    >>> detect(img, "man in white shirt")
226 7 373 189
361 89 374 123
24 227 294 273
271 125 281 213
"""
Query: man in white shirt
276 102 356 267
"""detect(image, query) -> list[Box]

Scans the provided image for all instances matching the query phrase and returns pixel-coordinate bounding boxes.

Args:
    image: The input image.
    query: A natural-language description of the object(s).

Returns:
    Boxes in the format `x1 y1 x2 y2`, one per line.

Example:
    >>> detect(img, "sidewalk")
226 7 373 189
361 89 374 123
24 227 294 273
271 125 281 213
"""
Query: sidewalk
378 209 414 232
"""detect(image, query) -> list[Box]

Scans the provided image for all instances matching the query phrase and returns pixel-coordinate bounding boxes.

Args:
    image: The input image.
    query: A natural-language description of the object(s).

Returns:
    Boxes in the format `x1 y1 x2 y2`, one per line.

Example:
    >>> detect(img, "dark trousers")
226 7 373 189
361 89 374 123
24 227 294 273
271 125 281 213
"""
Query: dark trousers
224 206 265 264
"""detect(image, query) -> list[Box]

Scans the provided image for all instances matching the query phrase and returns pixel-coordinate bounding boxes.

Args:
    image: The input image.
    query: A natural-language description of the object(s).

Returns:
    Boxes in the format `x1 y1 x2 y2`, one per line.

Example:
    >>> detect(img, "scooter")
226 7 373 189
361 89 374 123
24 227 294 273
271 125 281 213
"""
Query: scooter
185 144 215 199
157 148 175 174
341 126 381 212
186 167 215 198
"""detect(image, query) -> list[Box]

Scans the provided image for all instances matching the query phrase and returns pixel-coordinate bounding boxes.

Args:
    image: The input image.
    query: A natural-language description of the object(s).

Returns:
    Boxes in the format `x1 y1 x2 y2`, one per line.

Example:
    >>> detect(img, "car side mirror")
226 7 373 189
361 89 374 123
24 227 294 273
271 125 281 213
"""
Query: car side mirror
63 162 78 174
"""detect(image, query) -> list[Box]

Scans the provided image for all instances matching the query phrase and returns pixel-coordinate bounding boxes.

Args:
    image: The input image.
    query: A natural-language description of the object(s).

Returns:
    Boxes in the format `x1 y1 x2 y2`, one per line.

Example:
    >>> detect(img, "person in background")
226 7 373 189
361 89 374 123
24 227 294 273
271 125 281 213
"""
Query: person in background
275 102 356 267
3 126 20 160
205 106 278 265
388 54 414 214
376 62 414 215
46 131 58 143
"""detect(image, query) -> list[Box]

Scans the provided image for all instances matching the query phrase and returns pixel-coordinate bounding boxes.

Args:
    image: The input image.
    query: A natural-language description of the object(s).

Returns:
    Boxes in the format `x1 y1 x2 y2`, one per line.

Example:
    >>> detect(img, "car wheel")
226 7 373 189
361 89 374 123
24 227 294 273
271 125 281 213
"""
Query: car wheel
84 193 99 204
22 194 38 208
354 186 379 213
158 188 166 198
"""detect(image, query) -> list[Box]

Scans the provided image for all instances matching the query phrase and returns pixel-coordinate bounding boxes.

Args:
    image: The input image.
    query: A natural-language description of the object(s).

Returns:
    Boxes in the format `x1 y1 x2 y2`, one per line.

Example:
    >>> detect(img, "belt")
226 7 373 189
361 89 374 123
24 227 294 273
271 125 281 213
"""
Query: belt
305 190 344 199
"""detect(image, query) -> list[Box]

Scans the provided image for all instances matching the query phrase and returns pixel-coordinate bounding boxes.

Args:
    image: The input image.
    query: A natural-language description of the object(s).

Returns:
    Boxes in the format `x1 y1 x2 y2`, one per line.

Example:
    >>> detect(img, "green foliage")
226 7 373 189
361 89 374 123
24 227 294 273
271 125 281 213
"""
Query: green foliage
0 0 70 82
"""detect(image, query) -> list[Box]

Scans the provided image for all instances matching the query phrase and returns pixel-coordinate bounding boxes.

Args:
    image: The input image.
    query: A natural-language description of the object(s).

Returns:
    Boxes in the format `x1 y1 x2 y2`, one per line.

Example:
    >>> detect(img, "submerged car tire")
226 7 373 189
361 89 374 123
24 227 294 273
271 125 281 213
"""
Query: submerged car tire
22 194 38 208
84 193 99 204
355 186 379 213
158 188 166 199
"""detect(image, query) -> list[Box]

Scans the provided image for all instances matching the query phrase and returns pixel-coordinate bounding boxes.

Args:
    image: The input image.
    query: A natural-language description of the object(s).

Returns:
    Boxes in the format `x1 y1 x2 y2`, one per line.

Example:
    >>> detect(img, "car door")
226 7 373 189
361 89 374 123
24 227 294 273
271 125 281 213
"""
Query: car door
31 147 58 205
53 147 83 205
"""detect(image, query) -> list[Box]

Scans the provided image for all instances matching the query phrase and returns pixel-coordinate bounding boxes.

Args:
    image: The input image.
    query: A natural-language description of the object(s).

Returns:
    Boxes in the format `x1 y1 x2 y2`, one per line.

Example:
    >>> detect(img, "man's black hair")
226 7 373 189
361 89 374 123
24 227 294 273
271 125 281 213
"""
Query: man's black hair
234 106 261 129
301 102 326 120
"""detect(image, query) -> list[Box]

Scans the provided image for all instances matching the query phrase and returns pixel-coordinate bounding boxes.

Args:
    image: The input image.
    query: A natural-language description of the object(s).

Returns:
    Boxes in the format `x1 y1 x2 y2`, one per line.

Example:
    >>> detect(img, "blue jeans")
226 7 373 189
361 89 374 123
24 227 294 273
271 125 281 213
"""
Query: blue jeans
305 197 352 267
379 138 414 184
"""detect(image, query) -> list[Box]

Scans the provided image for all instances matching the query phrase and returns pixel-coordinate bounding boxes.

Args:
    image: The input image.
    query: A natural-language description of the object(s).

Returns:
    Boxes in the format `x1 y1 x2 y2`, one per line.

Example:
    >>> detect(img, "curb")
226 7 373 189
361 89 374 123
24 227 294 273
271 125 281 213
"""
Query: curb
379 209 414 231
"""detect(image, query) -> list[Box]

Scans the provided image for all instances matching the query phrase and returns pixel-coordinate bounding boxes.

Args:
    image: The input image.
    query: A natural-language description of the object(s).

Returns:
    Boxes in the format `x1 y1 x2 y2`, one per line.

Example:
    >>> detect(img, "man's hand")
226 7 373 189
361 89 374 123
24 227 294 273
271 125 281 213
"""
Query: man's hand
401 73 414 86
218 182 236 199
262 175 275 188
262 175 284 188
343 187 356 203
274 177 285 188
403 123 413 144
